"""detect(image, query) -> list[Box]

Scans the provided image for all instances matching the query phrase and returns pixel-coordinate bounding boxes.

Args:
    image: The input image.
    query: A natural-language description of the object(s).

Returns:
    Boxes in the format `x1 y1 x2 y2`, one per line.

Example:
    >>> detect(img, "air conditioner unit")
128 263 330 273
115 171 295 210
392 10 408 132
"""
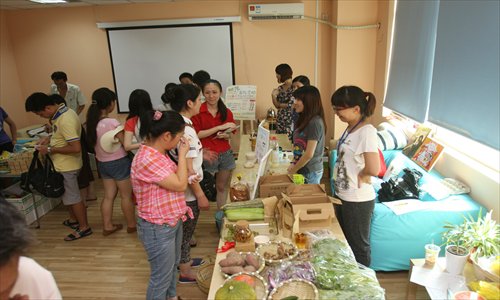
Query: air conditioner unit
248 3 304 21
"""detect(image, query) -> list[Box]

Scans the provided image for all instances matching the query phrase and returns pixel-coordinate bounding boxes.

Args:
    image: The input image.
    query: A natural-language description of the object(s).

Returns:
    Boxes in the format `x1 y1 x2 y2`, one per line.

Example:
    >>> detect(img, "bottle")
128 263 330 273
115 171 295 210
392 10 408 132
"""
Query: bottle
270 136 280 163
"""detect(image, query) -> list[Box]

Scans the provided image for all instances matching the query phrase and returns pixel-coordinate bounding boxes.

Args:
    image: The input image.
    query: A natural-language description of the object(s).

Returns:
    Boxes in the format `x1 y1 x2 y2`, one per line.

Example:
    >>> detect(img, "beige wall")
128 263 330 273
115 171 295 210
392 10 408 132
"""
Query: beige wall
0 0 383 136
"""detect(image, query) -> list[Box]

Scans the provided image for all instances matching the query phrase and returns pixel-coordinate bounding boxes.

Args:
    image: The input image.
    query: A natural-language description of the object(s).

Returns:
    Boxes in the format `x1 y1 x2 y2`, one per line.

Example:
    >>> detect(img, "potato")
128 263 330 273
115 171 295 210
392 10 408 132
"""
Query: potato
219 255 245 267
221 266 244 275
243 265 256 272
245 254 260 269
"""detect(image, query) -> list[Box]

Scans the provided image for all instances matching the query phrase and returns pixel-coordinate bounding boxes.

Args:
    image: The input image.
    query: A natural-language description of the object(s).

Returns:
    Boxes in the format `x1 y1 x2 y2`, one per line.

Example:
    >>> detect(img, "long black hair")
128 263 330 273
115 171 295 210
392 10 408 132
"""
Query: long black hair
293 86 326 132
86 87 116 148
203 79 228 122
139 110 186 142
127 89 153 120
163 84 201 113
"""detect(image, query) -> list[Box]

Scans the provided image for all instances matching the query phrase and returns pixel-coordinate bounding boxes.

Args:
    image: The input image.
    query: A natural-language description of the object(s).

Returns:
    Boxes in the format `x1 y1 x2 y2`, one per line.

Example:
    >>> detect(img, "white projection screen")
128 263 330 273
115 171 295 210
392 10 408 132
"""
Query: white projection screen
107 24 235 113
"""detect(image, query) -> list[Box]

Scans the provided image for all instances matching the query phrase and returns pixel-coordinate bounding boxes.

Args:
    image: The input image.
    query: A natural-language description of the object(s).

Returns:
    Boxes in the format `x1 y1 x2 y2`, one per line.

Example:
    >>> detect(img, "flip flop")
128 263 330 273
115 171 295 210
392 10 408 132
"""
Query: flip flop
190 257 205 268
103 224 123 236
62 219 79 229
178 276 197 284
64 227 93 241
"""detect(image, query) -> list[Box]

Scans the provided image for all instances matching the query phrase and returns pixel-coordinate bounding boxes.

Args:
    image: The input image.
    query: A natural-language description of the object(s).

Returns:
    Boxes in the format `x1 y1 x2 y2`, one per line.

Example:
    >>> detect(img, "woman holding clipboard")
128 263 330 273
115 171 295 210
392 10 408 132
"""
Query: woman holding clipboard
192 79 238 209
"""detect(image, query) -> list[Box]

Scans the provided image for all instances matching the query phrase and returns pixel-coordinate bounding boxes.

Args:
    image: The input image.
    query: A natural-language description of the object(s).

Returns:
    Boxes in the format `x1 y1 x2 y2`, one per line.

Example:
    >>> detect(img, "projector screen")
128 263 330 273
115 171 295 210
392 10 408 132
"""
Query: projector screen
107 24 235 113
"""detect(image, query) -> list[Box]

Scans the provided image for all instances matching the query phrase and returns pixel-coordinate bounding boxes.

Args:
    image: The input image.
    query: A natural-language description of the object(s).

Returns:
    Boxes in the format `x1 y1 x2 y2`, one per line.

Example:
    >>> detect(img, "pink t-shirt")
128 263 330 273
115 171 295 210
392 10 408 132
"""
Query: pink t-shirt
95 118 127 162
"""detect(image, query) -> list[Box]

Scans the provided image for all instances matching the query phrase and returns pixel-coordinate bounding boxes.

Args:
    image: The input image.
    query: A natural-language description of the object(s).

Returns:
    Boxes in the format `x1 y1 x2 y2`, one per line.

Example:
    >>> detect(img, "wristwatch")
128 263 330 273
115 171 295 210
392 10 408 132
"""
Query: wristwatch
47 146 52 154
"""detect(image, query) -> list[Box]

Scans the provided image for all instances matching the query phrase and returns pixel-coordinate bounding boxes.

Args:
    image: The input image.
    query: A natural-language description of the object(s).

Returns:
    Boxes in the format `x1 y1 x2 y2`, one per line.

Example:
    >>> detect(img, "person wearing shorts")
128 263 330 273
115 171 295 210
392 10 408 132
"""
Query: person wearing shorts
86 87 137 236
24 93 92 241
192 79 238 209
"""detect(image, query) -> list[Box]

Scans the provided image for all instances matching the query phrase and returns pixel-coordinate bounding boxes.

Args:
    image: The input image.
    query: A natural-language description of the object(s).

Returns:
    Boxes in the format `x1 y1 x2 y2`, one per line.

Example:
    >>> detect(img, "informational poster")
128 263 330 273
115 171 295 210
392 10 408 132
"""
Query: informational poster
255 120 270 162
224 85 257 120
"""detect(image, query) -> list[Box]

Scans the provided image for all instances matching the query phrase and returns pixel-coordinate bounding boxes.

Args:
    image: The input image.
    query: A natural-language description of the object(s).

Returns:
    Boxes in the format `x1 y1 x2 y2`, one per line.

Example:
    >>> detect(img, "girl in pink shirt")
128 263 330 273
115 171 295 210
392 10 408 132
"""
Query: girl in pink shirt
86 88 137 236
131 110 191 300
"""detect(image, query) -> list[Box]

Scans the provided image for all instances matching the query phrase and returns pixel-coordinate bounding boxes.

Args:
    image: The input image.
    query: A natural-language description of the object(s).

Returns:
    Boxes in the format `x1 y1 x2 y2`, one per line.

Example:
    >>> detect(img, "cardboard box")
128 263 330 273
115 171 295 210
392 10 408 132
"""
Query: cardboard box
278 184 337 238
258 174 294 198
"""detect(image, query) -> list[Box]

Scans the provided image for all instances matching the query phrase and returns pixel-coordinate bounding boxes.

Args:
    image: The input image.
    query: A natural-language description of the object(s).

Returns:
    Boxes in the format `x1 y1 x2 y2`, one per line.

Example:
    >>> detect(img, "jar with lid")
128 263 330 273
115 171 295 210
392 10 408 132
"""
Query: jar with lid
233 220 252 243
270 136 280 163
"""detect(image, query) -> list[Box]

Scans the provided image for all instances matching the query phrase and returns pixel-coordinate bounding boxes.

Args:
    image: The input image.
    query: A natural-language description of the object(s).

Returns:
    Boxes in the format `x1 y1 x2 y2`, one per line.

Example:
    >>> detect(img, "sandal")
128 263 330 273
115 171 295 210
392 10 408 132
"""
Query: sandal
62 219 79 229
103 224 123 236
64 227 93 241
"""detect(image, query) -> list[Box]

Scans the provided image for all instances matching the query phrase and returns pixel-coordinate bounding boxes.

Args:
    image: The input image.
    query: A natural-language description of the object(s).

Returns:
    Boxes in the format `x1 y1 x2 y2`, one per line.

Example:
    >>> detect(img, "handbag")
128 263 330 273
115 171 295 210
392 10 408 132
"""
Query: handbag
21 150 65 198
378 168 422 202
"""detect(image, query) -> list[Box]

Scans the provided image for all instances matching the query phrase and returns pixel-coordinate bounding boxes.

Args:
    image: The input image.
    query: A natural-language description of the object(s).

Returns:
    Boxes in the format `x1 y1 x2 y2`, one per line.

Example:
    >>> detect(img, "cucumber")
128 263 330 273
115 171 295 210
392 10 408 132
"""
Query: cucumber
222 199 263 211
225 208 264 221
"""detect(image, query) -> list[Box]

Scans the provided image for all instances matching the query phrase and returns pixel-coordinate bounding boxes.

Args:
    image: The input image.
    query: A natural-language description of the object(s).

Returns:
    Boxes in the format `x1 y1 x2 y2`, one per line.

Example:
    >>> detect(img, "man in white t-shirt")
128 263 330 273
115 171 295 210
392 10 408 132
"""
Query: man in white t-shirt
0 197 62 300
50 71 86 115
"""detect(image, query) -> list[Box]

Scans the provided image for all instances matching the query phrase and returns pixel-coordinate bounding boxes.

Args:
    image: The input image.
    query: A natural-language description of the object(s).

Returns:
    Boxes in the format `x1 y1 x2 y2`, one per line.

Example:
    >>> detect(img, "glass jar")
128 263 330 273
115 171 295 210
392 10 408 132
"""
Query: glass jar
233 220 252 243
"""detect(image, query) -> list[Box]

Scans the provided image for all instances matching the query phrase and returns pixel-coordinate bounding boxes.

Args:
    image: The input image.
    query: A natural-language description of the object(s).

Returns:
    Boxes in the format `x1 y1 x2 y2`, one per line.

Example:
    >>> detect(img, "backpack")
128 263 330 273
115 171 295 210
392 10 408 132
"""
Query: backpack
21 150 65 198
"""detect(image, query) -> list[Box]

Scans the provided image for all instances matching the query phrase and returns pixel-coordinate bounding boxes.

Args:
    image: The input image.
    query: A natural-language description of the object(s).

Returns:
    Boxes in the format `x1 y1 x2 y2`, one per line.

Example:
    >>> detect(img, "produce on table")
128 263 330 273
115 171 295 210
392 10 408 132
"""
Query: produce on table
262 243 295 260
233 274 256 288
468 280 500 300
267 261 316 290
225 208 265 222
215 280 257 300
311 238 385 300
219 252 263 276
222 199 264 210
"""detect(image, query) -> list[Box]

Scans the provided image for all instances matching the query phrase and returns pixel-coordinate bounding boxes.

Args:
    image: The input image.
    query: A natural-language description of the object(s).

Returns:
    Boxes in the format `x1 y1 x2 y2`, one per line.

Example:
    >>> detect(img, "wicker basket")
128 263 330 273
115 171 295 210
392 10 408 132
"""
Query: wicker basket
196 262 215 294
256 241 298 266
268 278 319 300
220 252 266 278
222 272 269 300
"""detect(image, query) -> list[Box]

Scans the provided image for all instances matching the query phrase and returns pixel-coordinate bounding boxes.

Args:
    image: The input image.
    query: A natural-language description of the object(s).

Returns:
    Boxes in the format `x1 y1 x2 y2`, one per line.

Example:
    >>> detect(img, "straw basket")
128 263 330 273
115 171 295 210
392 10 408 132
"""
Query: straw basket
268 279 319 300
223 272 269 300
256 241 298 266
196 263 215 294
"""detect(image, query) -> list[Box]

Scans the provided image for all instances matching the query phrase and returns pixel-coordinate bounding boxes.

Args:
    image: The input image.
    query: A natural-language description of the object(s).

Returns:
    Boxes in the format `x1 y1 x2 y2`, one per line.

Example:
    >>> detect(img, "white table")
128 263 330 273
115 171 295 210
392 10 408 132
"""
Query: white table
207 134 345 299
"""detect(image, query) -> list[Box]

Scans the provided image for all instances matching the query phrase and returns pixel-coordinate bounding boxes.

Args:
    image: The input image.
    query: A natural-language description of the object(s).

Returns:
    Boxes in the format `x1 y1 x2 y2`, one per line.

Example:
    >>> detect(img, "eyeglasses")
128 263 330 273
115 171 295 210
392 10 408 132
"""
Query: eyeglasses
332 106 351 112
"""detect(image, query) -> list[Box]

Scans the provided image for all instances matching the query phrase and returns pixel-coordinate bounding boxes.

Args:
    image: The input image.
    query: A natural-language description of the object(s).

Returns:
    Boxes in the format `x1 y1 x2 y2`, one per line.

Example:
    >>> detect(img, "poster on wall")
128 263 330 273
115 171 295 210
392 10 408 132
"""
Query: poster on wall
255 120 270 162
224 85 257 120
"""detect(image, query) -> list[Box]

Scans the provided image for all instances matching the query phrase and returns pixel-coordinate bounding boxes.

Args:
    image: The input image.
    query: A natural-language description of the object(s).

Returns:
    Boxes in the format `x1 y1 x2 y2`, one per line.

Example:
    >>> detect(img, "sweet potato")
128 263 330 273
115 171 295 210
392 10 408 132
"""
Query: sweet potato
245 254 260 269
219 255 245 267
221 266 244 275
243 265 256 272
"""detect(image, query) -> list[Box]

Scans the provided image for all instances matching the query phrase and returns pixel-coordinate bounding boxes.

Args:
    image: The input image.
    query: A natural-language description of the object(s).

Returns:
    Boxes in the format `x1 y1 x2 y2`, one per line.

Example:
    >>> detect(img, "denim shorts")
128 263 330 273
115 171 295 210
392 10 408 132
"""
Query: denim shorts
303 169 324 184
97 156 131 180
204 149 236 174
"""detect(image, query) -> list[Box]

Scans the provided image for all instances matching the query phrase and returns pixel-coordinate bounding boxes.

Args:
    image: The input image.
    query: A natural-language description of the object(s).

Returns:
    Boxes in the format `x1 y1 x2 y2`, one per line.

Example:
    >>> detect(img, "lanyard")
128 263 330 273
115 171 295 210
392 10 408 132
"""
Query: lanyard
337 119 363 153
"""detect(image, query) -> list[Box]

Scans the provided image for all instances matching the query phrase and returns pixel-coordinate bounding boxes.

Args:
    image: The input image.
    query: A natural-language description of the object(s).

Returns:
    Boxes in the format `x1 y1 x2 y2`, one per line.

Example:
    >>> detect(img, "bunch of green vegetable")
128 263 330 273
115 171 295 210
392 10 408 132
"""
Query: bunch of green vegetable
223 199 264 222
311 238 385 300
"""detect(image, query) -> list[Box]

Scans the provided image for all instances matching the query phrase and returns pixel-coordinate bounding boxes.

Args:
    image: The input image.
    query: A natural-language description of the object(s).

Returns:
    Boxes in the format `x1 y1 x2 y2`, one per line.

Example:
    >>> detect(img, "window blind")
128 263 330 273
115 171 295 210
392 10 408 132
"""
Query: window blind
384 1 439 123
428 1 500 150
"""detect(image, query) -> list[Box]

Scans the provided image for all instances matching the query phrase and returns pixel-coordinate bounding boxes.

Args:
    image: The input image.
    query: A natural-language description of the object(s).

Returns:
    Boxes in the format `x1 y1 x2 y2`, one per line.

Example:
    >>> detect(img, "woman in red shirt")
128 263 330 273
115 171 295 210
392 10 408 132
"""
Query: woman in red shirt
192 79 237 209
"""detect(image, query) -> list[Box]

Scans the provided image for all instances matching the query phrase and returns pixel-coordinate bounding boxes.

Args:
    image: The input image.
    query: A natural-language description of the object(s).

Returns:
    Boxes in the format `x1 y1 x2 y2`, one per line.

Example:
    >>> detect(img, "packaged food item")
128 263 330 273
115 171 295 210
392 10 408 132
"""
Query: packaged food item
230 175 250 202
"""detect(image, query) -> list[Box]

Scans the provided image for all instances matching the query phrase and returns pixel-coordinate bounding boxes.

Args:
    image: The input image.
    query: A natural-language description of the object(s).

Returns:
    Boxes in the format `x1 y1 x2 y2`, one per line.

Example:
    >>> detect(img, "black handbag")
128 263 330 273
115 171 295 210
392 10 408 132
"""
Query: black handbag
21 150 65 198
199 170 217 202
378 168 423 202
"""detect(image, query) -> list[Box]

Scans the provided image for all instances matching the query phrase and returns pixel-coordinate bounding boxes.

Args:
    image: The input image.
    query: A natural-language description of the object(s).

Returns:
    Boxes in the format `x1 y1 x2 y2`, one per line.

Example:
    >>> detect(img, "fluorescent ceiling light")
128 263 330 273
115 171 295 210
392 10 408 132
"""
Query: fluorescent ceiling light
30 0 68 3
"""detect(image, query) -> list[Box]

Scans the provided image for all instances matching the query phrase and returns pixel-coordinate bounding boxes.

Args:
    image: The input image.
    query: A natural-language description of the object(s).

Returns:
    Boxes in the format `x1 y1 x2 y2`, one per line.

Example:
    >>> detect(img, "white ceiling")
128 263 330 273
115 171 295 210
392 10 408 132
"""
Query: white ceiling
0 0 176 10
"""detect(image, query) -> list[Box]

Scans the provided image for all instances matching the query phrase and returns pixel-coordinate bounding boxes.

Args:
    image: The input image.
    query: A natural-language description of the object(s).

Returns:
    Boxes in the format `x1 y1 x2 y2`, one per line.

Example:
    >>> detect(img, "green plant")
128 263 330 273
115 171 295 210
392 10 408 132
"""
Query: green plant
442 210 500 258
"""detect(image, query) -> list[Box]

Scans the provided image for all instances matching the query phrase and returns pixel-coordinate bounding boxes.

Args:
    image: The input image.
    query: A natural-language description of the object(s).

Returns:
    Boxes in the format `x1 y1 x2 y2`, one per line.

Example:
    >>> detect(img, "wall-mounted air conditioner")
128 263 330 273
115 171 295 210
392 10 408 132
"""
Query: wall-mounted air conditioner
248 3 304 21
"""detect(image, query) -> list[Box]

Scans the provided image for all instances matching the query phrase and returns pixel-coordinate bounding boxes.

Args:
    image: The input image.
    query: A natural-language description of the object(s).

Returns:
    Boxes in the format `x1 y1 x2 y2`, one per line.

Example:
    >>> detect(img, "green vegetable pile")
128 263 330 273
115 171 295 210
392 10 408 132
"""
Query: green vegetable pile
311 238 385 300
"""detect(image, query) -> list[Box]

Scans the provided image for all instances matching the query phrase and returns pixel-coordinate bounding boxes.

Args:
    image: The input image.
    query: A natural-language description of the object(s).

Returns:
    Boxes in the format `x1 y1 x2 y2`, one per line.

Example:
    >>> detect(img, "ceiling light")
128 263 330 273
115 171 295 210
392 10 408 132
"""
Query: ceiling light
30 0 68 3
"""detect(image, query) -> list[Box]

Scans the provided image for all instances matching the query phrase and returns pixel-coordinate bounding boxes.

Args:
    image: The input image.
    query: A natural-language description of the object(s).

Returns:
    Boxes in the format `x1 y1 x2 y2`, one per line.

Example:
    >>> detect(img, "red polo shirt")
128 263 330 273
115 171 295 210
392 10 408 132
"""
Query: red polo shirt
192 102 235 153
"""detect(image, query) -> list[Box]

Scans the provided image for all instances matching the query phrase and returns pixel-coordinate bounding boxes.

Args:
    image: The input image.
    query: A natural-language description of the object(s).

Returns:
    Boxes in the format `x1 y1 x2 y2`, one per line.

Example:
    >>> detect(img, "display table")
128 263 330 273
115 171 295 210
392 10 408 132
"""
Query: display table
407 257 474 300
207 134 346 299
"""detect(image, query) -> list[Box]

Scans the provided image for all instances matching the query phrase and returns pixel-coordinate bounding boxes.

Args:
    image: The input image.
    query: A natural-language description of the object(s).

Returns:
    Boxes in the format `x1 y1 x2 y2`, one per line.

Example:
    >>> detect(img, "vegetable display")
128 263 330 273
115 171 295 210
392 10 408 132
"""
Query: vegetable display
219 252 263 276
267 261 316 290
225 208 265 222
215 280 257 300
311 238 385 300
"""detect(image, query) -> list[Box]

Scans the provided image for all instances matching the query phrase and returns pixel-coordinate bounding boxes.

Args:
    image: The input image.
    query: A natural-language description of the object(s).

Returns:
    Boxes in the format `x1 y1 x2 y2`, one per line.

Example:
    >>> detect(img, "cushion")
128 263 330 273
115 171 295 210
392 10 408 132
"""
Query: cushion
377 149 387 178
377 124 408 150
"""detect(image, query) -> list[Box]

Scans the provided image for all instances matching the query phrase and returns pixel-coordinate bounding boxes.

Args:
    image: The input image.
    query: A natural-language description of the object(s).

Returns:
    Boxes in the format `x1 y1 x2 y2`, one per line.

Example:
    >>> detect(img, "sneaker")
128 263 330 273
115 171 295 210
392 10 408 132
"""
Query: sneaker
178 276 197 284
191 257 205 268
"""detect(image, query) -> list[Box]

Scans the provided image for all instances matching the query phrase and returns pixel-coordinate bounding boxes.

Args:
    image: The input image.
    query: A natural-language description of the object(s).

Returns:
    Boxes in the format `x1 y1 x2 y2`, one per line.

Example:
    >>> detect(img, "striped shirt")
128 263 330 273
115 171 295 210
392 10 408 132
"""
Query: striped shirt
131 145 192 226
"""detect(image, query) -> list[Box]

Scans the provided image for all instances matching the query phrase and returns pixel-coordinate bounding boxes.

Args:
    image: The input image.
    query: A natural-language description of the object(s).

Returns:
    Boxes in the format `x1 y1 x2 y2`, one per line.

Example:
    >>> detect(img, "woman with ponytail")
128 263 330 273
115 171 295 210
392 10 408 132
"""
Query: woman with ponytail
191 79 237 209
123 89 153 152
131 110 190 300
331 85 380 267
86 88 136 236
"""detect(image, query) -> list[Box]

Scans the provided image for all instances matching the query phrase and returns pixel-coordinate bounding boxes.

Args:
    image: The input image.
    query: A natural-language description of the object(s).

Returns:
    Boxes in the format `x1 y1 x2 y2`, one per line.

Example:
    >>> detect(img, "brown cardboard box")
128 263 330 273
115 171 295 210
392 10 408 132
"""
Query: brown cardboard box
278 185 337 238
259 174 294 198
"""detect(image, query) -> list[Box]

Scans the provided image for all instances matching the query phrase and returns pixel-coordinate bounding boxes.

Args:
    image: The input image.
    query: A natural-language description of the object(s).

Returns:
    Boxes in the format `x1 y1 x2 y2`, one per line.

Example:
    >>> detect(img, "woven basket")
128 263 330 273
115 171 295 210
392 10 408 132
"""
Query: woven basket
223 272 269 300
196 262 215 294
220 252 266 278
471 256 500 282
268 279 319 300
256 241 298 266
